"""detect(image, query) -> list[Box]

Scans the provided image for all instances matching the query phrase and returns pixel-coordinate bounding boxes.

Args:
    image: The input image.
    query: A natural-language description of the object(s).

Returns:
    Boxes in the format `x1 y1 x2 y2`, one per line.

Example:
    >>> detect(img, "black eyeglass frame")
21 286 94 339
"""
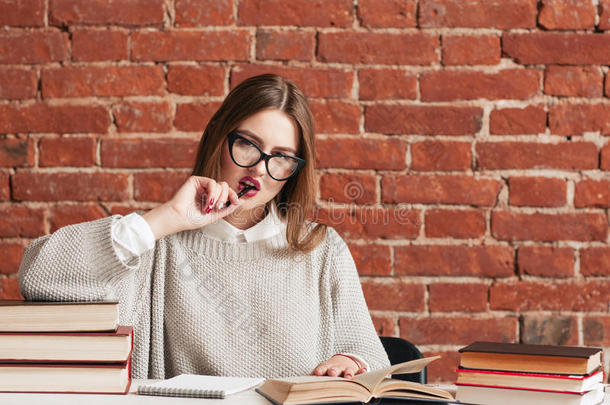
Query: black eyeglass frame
227 131 306 181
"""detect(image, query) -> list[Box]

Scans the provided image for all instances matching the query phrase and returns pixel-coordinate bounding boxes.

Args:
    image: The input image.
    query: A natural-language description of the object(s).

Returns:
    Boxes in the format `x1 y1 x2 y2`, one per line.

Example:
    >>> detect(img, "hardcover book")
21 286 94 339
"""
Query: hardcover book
458 341 602 375
256 356 454 404
0 325 133 363
0 300 119 332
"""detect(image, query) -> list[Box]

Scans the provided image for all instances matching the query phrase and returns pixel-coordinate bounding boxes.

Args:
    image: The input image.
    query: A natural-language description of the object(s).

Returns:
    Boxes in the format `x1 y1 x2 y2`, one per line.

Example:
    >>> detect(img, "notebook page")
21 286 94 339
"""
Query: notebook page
138 374 265 396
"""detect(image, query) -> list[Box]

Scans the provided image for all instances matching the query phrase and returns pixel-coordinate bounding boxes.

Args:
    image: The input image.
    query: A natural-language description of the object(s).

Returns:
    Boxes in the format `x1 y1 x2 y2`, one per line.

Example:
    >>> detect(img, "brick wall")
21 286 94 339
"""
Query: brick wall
1 0 609 382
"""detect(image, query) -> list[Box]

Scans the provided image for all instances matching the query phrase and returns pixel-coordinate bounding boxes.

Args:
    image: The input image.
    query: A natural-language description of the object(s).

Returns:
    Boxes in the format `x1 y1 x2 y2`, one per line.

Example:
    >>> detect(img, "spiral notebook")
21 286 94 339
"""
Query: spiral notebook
137 374 265 399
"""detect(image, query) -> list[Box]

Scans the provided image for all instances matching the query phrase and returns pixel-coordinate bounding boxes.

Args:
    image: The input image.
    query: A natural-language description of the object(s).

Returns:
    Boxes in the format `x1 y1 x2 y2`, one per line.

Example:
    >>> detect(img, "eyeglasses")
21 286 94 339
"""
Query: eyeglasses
227 131 305 181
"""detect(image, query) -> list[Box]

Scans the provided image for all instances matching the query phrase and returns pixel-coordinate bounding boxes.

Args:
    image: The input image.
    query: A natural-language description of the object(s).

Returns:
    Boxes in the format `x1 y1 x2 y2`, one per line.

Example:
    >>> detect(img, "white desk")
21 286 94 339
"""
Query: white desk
0 381 608 404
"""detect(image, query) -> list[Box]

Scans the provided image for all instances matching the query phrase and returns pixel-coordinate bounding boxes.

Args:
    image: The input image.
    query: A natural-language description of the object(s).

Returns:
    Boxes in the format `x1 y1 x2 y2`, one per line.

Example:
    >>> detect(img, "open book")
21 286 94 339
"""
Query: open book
256 356 454 404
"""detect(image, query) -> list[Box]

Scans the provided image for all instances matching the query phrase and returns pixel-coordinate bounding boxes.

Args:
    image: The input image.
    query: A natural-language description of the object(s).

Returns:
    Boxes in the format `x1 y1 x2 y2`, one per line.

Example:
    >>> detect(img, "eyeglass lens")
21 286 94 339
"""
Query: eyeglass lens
232 137 299 180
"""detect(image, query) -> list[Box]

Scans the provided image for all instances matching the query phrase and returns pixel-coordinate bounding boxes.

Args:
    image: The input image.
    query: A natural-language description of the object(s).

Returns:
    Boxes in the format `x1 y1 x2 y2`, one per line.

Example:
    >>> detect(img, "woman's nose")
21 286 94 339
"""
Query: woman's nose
249 159 267 177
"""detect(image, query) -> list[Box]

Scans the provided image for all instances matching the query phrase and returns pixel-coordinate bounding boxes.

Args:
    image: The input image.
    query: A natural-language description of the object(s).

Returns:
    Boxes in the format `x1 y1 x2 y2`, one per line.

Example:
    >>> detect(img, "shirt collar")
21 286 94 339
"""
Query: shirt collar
200 201 285 243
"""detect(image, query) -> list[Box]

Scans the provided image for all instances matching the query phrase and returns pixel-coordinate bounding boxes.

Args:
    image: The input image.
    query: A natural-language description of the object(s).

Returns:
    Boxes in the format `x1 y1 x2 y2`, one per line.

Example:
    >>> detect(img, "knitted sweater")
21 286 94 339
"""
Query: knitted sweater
17 214 391 379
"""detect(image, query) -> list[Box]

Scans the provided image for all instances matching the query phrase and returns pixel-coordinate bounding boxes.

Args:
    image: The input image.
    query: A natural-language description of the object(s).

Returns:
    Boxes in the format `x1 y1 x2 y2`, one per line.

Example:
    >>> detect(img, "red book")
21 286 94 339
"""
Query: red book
0 325 133 363
0 356 132 394
456 367 604 393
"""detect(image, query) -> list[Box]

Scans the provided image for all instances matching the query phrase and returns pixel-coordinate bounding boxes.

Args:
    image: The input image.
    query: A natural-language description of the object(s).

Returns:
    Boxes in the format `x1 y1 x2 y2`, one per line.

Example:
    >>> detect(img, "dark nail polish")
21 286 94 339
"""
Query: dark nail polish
205 206 211 214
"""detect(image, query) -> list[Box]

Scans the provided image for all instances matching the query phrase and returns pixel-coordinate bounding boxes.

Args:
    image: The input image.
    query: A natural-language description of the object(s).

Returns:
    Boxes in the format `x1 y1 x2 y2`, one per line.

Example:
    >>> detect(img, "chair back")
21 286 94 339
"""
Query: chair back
379 336 427 384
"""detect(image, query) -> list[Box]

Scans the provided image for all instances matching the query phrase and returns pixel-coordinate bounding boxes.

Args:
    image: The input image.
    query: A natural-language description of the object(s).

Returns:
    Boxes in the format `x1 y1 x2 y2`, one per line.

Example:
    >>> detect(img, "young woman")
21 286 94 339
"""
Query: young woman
18 74 391 380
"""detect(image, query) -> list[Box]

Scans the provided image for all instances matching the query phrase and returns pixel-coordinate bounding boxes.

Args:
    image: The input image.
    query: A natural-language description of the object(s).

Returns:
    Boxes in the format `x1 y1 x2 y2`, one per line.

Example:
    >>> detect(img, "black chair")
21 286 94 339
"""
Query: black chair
379 336 427 384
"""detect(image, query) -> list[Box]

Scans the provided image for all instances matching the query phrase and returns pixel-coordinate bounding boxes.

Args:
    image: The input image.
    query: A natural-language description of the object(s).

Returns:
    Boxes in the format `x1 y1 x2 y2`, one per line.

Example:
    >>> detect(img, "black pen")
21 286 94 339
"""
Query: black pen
224 184 256 208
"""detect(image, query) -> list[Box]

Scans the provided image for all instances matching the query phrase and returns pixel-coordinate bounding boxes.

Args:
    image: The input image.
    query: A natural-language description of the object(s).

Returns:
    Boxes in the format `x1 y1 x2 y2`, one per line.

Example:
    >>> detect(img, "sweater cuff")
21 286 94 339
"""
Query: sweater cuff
340 353 370 372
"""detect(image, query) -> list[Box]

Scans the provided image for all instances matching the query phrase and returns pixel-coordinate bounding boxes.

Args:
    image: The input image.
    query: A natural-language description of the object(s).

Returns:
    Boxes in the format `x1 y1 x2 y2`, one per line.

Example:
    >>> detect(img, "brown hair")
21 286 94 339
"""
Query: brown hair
191 74 327 253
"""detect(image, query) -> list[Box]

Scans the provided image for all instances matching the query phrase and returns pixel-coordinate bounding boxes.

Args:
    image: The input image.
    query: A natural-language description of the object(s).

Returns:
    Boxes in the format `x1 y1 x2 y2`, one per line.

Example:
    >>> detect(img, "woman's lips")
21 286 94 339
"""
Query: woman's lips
238 182 259 197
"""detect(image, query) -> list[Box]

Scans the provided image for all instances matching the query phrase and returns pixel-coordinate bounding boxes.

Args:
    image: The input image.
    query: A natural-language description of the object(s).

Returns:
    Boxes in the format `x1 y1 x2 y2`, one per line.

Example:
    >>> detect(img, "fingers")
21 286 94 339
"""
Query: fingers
214 182 229 211
311 358 360 379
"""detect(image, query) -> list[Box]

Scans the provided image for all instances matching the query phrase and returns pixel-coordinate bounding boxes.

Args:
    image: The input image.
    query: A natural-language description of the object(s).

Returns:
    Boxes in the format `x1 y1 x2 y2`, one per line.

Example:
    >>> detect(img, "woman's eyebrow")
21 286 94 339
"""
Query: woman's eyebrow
236 129 297 155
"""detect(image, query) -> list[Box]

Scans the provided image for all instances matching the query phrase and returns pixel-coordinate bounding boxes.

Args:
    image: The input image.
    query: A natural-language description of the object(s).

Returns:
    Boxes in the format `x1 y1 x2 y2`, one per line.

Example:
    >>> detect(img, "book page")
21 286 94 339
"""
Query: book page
352 356 440 393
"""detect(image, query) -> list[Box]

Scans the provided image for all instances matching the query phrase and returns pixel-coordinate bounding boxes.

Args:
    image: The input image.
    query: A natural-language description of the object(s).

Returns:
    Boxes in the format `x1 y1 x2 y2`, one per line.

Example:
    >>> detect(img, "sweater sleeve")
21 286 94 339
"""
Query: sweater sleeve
111 212 156 263
327 228 391 372
17 214 153 326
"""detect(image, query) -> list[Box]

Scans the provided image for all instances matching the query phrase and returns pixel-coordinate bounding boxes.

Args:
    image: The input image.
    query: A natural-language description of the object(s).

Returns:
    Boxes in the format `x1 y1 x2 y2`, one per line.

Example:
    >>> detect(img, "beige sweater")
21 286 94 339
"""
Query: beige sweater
17 214 390 379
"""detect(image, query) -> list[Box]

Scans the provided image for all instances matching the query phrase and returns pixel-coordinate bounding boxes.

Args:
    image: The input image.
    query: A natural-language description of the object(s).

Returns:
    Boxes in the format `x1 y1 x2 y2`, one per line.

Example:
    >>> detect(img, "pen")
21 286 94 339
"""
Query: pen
224 184 256 208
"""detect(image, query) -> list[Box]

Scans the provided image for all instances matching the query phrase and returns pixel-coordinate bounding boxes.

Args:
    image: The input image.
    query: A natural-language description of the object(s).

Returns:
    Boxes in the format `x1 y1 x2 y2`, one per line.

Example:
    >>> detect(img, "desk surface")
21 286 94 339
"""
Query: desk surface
0 381 607 404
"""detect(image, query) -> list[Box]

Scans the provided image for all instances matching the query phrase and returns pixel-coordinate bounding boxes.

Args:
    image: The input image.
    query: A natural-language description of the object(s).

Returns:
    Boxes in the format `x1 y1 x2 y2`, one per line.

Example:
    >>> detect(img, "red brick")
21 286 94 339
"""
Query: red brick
72 30 129 62
0 206 45 237
42 66 164 98
442 35 500 65
490 280 610 311
50 0 164 26
0 243 24 275
311 102 360 135
358 0 416 28
0 68 37 99
492 211 607 242
168 65 225 96
394 245 514 277
421 69 539 101
401 316 517 345
0 31 68 64
549 104 610 136
477 142 598 170
174 102 221 132
0 0 44 26
539 0 596 30
0 104 109 134
231 65 354 99
361 280 425 311
39 136 96 167
581 247 610 276
419 0 537 28
238 0 353 27
0 137 35 167
365 105 482 136
0 171 9 200
175 0 233 26
318 32 438 65
575 179 610 208
503 33 610 65
102 138 197 168
429 283 488 312
49 204 108 233
108 205 151 216
316 138 406 170
607 72 610 97
133 171 190 202
132 31 251 62
319 173 376 204
316 207 421 240
509 177 567 207
584 317 610 346
603 144 610 170
518 246 574 278
358 69 416 100
13 172 129 202
522 315 578 346
348 244 391 276
112 102 172 133
544 66 603 97
425 209 486 239
382 175 501 206
256 30 314 62
411 141 471 172
601 0 610 29
490 106 546 135
0 278 22 300
423 350 460 383
372 316 395 336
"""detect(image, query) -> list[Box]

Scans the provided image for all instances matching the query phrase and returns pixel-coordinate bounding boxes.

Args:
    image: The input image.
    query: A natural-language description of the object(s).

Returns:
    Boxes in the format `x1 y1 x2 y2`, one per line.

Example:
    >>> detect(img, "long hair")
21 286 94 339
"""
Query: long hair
191 74 327 253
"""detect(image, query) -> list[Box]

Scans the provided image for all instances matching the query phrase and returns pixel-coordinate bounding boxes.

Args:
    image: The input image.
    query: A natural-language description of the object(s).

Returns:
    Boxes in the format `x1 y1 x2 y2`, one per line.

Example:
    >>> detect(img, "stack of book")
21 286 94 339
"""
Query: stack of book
0 300 132 394
455 341 605 405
